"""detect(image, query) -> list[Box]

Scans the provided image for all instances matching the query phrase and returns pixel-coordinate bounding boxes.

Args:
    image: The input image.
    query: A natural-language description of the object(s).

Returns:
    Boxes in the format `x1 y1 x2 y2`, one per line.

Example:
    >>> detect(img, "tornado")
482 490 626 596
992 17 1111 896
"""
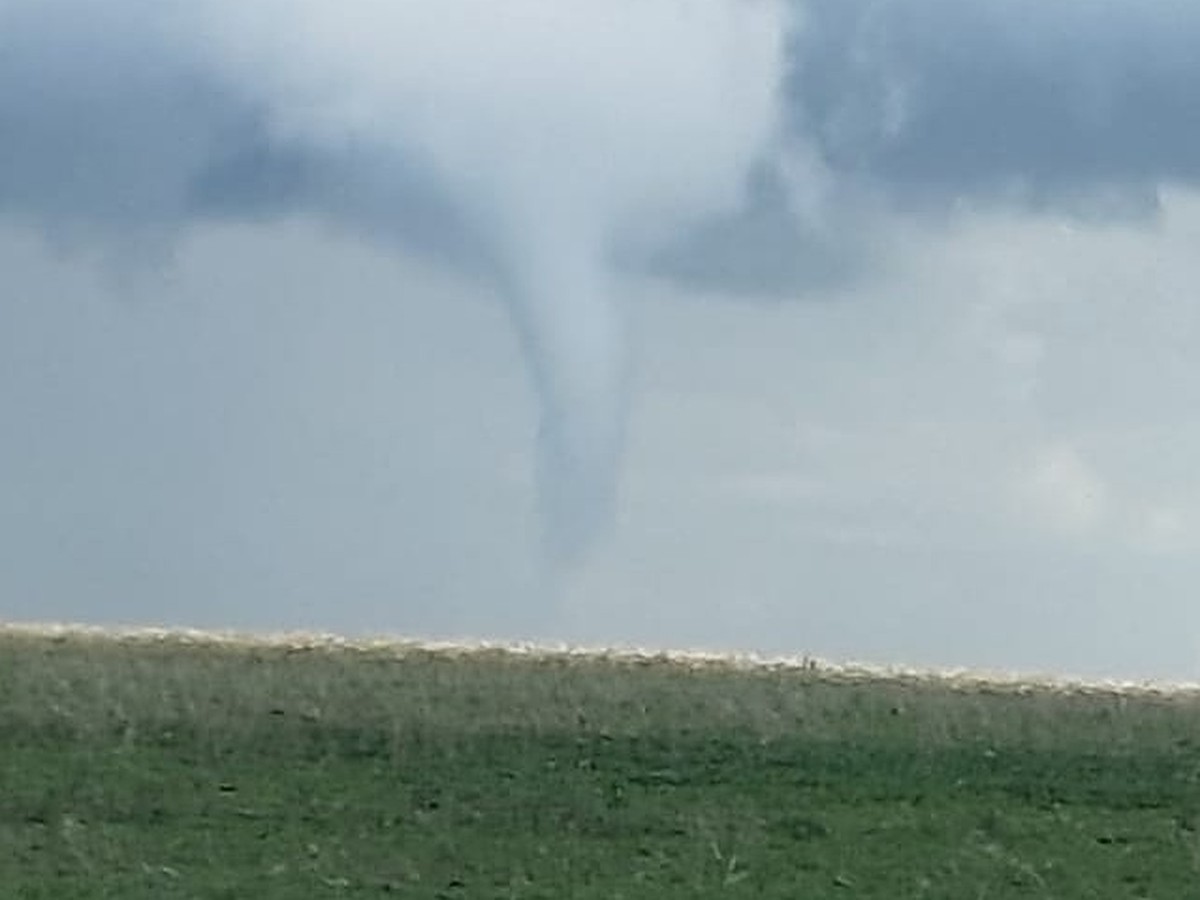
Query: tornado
502 234 628 562
191 0 791 561
5 0 791 562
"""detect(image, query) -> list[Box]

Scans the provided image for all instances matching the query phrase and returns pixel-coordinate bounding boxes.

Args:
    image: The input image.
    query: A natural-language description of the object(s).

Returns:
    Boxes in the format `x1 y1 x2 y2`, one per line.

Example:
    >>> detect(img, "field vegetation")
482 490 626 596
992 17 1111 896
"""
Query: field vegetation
2 625 1200 897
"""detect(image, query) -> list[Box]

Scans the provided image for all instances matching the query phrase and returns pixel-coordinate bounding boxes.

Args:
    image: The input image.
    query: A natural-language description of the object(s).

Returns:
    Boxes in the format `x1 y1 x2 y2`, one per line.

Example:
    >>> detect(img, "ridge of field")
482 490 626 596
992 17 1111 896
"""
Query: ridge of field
3 621 1200 897
5 619 1198 699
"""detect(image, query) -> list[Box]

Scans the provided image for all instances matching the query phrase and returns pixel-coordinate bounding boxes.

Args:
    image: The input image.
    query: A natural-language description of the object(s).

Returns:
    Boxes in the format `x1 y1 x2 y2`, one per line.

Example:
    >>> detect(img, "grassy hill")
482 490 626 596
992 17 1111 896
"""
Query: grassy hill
2 624 1199 897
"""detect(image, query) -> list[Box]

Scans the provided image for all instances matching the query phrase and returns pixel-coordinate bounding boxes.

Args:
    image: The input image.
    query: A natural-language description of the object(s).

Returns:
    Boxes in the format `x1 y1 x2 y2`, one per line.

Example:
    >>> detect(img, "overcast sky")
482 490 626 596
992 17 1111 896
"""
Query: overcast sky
5 0 1200 681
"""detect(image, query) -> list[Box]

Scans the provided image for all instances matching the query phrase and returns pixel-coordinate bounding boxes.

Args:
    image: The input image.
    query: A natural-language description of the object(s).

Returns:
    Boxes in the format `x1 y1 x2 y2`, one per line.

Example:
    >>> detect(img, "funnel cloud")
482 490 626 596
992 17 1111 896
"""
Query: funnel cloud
184 0 791 558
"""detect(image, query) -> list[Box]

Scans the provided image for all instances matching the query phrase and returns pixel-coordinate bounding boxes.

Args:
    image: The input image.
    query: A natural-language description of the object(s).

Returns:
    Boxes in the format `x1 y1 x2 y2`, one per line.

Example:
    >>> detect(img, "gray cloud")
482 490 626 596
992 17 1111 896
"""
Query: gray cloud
0 4 225 231
788 0 1200 212
7 1 1198 266
5 0 1200 571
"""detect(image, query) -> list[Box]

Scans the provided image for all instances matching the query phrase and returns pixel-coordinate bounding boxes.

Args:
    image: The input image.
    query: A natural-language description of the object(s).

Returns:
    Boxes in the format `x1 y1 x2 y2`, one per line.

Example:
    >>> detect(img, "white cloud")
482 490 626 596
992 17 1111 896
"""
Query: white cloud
1129 504 1196 556
1014 441 1108 539
192 0 790 244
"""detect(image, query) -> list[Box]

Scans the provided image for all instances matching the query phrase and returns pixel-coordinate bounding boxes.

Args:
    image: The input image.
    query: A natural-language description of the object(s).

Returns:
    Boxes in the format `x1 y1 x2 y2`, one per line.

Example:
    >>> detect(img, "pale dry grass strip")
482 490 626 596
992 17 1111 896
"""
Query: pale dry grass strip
3 617 1198 701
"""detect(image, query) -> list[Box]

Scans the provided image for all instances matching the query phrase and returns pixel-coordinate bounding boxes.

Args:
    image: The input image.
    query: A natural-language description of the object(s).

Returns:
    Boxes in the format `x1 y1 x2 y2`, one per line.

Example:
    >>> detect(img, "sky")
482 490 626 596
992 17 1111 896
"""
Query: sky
4 0 1200 681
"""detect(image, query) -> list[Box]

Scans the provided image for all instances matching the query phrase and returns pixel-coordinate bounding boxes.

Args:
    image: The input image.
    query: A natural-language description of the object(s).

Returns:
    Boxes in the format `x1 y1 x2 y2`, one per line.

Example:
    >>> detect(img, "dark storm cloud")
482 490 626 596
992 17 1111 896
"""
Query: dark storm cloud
5 0 1198 286
0 4 228 231
4 0 1195 282
0 2 496 275
789 0 1200 213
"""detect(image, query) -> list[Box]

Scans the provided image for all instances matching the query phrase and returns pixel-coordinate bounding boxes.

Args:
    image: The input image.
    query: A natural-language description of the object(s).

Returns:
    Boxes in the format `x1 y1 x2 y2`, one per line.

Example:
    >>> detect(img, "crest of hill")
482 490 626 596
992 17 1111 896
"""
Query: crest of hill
4 620 1197 702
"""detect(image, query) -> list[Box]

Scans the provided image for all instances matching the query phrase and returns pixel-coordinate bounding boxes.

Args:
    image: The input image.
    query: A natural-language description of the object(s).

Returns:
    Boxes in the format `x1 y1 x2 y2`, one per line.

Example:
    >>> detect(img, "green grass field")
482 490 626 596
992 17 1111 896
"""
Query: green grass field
2 625 1200 898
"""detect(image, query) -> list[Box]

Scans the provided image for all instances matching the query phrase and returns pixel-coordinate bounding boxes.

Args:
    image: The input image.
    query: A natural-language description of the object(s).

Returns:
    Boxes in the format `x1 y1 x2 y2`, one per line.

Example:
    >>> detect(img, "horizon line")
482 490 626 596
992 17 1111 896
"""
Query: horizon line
3 618 1198 700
